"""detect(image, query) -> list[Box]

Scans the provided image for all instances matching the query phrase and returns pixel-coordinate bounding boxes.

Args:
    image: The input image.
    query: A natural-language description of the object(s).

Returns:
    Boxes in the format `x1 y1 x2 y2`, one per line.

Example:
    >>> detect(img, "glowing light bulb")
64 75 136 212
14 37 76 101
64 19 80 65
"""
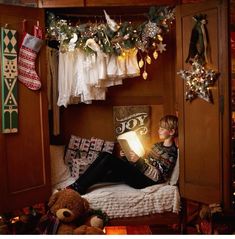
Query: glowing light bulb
138 59 144 68
146 55 151 64
142 71 148 80
153 50 158 59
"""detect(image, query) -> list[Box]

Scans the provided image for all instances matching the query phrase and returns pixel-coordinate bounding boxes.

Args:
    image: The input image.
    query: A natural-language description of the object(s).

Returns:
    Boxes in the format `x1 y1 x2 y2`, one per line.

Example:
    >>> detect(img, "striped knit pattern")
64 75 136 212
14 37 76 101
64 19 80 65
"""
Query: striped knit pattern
18 45 41 90
135 142 178 183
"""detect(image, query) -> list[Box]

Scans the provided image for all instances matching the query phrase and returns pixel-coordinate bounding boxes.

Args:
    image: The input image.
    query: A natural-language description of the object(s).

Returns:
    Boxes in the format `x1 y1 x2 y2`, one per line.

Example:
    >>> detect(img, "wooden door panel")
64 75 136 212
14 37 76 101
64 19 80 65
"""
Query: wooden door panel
176 0 229 204
0 4 51 212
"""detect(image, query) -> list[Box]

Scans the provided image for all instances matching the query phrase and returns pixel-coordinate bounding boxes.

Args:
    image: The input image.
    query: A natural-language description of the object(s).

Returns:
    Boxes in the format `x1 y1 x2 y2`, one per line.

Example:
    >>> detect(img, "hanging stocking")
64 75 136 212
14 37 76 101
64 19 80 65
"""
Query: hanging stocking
18 32 43 90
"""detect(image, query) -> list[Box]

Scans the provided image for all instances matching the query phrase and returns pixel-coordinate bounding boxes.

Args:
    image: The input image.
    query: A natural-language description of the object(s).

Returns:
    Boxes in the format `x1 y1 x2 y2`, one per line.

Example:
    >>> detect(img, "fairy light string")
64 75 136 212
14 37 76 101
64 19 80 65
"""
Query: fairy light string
46 6 175 80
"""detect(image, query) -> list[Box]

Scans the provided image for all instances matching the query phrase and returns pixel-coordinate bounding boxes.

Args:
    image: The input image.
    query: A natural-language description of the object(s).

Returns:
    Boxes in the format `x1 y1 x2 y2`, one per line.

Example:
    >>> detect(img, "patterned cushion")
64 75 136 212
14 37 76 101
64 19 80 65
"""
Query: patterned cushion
65 135 115 179
90 137 104 151
67 135 82 150
71 157 91 178
65 135 91 169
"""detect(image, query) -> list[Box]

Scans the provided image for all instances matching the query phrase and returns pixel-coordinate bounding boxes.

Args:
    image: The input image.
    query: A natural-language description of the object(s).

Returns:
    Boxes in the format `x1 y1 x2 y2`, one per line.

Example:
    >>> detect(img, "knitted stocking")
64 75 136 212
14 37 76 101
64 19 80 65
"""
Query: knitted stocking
18 33 43 90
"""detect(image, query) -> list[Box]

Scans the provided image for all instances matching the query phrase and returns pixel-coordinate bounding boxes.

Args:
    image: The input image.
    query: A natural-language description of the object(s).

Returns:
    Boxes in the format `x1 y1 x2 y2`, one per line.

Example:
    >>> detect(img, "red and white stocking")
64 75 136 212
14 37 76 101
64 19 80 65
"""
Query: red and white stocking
18 33 43 90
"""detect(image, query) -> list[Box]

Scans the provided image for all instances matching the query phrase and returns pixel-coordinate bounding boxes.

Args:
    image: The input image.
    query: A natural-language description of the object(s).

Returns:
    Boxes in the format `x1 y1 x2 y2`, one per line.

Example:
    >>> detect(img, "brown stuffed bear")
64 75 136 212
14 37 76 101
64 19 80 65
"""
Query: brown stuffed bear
40 189 105 235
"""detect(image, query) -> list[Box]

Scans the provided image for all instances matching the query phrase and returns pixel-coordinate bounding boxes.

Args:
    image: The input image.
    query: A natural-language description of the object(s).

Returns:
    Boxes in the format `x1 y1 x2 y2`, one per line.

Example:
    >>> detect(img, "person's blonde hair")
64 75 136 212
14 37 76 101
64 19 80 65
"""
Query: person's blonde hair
159 115 178 137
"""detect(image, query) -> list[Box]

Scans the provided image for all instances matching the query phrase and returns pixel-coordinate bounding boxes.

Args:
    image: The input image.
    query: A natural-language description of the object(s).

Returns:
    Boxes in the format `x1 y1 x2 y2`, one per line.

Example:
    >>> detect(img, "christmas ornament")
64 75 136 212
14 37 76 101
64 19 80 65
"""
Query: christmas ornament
153 50 158 59
138 59 144 68
46 6 175 56
157 34 163 42
146 55 151 64
144 21 161 38
186 14 209 65
104 10 120 32
177 60 220 103
142 71 148 80
85 38 100 52
18 33 43 90
68 33 78 51
157 42 166 53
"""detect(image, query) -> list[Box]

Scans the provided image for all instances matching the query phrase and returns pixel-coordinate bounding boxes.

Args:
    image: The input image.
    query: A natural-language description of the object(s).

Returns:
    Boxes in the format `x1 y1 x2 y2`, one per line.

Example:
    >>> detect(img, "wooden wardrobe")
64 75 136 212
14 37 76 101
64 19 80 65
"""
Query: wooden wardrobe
0 0 232 215
0 5 50 213
176 0 231 210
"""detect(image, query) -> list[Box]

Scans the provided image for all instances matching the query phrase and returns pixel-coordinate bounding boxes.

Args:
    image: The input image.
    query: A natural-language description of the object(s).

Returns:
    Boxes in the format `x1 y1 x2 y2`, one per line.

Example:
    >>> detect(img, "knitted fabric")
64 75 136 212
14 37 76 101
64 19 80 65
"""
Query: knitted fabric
18 33 43 90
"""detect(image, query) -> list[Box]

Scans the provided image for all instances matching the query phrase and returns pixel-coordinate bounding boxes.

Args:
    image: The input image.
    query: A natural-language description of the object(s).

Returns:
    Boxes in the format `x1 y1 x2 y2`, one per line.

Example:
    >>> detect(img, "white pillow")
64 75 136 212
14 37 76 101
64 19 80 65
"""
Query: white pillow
169 149 179 186
50 145 76 190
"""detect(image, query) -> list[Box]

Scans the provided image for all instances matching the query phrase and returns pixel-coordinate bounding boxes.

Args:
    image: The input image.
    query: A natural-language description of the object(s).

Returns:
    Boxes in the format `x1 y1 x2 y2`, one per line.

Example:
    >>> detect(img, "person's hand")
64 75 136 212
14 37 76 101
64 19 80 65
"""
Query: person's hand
129 151 140 163
120 150 125 157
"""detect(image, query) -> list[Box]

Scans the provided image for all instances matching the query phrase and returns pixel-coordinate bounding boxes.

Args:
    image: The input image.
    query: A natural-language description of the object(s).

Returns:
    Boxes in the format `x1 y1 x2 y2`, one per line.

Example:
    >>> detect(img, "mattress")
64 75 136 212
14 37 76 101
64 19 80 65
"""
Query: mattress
82 182 180 219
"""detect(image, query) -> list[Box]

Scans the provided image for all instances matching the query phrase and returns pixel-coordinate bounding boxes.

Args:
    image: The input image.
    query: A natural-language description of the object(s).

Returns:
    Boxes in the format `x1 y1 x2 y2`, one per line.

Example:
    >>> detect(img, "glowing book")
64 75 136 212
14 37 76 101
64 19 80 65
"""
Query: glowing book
117 131 145 161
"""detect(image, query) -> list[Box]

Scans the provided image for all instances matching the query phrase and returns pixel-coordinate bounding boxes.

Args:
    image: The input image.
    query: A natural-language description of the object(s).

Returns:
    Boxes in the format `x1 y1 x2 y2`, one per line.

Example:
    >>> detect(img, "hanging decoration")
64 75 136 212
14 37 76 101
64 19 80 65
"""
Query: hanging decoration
46 6 175 80
18 33 43 90
177 59 219 103
185 14 209 65
178 14 220 103
18 21 43 91
1 27 18 133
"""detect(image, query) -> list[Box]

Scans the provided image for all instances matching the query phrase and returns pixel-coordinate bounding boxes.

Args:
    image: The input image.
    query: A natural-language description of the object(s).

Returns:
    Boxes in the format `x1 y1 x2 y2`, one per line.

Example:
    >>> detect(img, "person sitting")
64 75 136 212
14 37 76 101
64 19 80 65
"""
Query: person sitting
68 115 178 195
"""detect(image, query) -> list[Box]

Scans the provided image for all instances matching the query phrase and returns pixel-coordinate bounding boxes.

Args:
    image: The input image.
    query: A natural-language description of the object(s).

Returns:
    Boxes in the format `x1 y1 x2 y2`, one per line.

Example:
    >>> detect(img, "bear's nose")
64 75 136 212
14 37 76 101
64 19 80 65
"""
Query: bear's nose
63 211 71 217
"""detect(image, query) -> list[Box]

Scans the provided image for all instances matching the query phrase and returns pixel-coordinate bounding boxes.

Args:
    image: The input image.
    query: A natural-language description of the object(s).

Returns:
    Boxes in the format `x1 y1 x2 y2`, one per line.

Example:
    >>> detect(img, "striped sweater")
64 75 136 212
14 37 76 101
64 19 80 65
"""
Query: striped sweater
135 142 178 183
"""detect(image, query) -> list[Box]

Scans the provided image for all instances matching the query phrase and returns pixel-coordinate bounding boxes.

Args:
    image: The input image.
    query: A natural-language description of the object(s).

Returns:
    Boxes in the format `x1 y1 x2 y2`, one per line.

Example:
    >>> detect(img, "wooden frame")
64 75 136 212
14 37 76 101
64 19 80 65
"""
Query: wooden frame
108 212 182 226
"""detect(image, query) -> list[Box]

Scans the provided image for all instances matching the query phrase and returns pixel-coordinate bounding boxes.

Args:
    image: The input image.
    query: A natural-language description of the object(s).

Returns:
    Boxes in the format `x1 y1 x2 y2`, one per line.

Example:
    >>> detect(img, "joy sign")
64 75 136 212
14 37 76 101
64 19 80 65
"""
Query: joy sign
113 105 151 143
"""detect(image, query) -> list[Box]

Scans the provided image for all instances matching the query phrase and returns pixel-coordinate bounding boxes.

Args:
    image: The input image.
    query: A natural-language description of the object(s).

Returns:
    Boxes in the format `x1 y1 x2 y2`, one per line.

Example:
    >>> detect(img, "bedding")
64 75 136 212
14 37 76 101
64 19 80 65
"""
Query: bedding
50 139 180 222
82 182 180 219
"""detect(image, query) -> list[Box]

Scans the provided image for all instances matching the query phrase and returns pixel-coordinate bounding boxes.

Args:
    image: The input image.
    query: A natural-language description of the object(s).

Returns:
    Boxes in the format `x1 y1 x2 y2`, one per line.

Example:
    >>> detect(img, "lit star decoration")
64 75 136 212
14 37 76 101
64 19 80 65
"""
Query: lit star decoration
177 60 220 103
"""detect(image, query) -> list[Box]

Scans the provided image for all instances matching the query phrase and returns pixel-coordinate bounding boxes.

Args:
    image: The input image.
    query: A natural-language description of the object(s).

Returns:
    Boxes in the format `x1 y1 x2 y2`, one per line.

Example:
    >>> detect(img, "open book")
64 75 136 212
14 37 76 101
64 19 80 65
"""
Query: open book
117 131 145 161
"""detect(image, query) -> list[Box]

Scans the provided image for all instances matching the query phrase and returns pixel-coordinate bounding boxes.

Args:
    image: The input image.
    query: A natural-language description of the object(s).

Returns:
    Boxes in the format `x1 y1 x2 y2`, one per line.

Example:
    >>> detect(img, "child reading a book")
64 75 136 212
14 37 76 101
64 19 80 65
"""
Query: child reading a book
68 115 178 195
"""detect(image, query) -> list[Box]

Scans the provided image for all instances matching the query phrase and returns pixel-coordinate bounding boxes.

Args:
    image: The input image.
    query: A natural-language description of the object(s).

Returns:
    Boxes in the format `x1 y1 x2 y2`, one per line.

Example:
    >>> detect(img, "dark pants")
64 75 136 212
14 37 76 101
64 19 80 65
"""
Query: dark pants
70 152 156 195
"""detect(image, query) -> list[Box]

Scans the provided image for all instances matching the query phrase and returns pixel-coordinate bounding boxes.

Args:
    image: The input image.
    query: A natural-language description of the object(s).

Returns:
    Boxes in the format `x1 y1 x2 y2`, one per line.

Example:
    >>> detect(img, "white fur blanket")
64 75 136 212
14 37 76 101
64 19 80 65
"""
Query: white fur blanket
82 182 180 219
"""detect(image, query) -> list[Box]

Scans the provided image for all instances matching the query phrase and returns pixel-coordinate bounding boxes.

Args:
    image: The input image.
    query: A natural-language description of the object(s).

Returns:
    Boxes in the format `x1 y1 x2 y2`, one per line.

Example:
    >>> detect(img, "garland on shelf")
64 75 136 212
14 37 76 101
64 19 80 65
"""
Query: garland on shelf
46 6 175 79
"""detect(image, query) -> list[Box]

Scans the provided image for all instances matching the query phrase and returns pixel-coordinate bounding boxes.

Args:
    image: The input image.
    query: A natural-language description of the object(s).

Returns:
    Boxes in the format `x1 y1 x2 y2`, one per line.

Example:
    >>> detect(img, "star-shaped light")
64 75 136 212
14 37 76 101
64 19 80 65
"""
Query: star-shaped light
157 42 166 53
177 60 220 103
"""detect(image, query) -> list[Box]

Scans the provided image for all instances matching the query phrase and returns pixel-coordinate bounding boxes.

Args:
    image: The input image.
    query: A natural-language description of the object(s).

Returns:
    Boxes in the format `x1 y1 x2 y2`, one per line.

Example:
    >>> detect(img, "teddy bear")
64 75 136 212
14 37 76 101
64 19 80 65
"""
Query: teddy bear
38 189 105 235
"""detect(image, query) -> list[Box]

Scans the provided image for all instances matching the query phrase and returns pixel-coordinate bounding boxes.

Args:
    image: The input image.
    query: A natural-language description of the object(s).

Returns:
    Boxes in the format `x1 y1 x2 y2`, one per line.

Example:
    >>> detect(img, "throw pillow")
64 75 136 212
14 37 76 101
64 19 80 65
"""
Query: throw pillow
50 145 76 190
64 135 91 169
65 135 115 179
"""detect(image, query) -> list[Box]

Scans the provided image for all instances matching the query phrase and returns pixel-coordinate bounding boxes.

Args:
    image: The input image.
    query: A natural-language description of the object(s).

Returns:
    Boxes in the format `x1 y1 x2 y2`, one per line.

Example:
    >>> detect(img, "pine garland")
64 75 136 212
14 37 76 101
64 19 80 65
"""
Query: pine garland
46 6 175 55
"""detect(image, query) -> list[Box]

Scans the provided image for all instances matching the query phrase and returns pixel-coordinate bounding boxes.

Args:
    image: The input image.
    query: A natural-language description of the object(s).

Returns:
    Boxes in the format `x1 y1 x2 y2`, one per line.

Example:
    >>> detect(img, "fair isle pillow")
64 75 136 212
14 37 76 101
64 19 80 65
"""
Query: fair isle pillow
89 137 104 151
67 135 82 150
68 136 115 179
87 137 115 162
71 157 91 179
64 135 91 169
